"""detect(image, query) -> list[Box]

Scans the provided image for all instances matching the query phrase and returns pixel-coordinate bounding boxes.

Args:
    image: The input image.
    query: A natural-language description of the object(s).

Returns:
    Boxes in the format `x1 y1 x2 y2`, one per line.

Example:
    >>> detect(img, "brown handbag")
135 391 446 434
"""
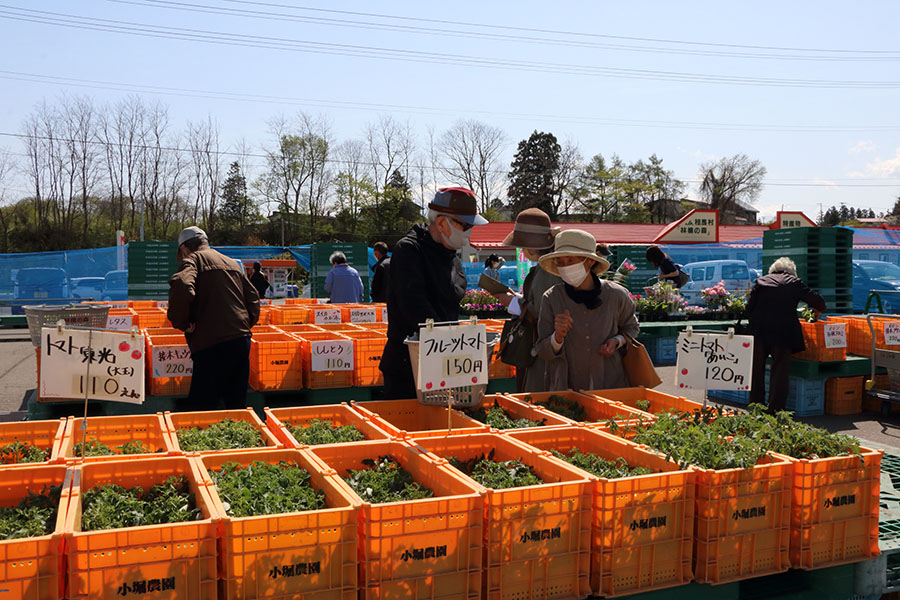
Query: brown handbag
621 333 663 388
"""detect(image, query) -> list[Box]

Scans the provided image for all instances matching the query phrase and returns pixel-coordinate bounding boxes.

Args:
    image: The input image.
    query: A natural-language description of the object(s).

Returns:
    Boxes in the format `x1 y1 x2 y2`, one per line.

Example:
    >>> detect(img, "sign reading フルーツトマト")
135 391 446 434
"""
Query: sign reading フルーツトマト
417 323 489 392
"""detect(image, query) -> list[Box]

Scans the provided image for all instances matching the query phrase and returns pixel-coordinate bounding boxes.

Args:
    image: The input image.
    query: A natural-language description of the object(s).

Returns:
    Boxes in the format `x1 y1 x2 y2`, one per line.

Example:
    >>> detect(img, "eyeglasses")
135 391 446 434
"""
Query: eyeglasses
449 217 474 232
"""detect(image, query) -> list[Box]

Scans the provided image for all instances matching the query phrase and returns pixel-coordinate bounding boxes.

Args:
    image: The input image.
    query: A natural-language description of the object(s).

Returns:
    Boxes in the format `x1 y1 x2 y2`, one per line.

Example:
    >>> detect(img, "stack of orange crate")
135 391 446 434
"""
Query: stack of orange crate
267 305 309 325
249 332 303 391
824 376 863 415
795 319 847 362
0 418 67 466
133 308 169 329
131 300 156 309
59 415 176 462
163 408 282 454
483 321 515 379
105 307 136 331
275 324 324 336
146 334 193 396
340 329 387 387
295 331 355 389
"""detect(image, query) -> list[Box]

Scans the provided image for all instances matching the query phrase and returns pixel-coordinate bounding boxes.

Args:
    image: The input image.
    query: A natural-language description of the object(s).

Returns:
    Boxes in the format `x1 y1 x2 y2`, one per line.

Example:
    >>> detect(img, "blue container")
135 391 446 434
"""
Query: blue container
649 336 677 366
764 370 826 416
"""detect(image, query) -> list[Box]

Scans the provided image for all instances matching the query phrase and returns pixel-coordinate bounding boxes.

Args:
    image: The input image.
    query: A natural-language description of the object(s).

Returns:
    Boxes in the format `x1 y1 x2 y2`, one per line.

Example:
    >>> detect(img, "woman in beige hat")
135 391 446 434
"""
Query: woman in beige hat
535 229 639 391
497 208 562 392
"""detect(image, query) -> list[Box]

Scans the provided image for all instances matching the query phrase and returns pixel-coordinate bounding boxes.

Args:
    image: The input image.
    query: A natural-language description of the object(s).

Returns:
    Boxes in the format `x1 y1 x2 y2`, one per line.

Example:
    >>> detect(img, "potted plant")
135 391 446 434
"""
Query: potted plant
459 289 509 318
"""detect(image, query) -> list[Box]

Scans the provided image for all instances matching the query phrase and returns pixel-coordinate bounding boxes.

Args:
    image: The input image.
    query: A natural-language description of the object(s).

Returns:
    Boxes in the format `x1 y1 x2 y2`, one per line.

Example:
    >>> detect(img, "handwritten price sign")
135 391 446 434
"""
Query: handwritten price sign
350 308 377 323
151 345 193 379
417 323 488 392
314 309 342 325
676 332 754 391
885 322 900 346
40 327 146 403
106 314 133 331
310 340 354 371
824 323 847 349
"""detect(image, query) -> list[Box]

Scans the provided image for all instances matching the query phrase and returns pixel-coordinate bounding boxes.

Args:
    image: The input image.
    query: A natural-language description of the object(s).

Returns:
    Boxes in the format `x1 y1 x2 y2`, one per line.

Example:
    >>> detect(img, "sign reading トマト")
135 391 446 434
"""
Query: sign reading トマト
40 327 146 403
676 331 754 391
417 323 489 392
310 340 354 371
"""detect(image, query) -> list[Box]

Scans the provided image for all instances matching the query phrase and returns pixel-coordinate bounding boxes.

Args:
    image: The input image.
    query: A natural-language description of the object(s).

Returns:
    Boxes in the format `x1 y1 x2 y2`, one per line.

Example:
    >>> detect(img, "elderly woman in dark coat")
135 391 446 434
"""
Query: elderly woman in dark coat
746 257 826 413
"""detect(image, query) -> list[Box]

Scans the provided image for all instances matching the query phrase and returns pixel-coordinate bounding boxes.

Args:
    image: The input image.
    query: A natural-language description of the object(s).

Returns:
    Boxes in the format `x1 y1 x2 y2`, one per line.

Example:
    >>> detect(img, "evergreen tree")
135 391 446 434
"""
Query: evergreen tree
217 161 256 244
507 131 561 217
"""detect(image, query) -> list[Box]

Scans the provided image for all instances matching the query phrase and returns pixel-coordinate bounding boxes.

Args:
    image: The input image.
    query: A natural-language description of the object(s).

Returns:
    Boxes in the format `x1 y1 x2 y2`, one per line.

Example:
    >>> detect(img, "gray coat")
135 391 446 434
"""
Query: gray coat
517 265 563 392
536 279 639 392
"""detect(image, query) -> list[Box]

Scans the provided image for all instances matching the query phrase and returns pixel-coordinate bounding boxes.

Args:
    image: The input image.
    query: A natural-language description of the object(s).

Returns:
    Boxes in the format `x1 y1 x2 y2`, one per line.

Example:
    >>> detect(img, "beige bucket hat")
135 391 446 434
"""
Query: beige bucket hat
538 229 610 276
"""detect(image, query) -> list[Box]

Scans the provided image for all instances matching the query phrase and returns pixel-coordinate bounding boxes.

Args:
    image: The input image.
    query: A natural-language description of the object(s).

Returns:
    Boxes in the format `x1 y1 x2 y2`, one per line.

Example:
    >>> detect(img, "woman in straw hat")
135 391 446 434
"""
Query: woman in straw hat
535 229 639 391
497 208 563 392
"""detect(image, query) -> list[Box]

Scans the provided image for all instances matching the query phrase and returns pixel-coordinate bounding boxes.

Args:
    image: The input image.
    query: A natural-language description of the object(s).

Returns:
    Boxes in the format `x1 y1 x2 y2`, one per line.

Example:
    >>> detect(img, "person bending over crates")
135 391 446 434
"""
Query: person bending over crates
167 226 260 410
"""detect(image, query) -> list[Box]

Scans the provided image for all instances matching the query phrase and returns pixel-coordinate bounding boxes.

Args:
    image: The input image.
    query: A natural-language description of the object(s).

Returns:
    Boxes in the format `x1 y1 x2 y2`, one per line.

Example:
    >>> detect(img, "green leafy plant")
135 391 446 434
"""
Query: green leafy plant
551 448 653 479
800 306 818 322
524 394 587 422
74 438 153 457
635 399 652 412
449 449 544 489
344 456 434 503
466 401 546 430
0 485 61 540
176 419 263 452
210 460 326 517
0 441 49 464
81 475 202 531
288 419 366 445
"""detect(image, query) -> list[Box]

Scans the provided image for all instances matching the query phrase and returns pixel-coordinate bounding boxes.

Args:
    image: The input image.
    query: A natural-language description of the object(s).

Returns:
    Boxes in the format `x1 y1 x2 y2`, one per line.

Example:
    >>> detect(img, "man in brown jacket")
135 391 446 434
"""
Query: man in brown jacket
167 226 260 410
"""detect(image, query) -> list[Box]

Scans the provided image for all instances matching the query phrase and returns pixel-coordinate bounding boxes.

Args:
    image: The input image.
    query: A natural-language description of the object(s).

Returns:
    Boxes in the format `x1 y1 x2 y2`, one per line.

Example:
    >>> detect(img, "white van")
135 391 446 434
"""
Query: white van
680 260 754 306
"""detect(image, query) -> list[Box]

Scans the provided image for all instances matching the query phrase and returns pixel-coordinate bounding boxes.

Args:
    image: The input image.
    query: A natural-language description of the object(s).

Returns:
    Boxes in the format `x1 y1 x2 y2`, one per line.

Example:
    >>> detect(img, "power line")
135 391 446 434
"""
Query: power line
5 68 900 133
108 0 900 63
2 5 900 89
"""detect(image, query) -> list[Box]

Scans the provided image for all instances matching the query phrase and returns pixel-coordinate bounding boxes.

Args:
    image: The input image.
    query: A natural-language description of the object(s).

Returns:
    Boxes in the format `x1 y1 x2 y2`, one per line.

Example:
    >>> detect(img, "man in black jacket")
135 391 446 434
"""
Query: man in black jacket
370 241 390 303
379 187 488 399
746 257 826 413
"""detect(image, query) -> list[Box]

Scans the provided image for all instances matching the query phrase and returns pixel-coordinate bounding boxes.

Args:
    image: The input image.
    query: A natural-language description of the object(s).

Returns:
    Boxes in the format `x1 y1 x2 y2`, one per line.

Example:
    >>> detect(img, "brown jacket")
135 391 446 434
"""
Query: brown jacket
167 245 260 353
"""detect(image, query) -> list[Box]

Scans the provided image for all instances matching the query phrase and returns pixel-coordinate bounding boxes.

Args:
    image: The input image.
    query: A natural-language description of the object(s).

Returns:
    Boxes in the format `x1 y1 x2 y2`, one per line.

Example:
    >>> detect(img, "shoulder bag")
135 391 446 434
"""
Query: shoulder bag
621 333 663 388
499 316 538 368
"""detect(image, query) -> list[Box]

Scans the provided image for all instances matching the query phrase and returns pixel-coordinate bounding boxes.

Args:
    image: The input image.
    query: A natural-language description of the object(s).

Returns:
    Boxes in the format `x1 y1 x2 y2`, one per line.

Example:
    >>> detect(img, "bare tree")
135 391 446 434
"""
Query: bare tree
365 115 415 196
60 95 101 246
0 148 15 252
699 154 766 224
437 119 507 212
552 139 583 218
186 117 222 232
99 95 148 234
334 138 374 234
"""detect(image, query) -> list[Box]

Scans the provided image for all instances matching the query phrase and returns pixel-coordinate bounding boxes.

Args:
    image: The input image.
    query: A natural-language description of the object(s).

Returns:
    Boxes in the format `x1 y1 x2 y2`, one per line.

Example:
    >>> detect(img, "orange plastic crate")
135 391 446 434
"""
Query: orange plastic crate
508 427 694 597
133 308 169 329
269 306 309 325
105 307 136 330
59 415 176 463
131 300 157 309
296 332 355 389
779 446 882 569
250 324 280 335
585 387 705 418
307 306 345 326
0 464 69 600
316 323 364 332
194 449 360 600
488 345 515 379
143 327 184 338
265 404 391 448
146 334 193 396
256 306 270 326
469 394 572 431
356 322 388 332
341 305 383 323
249 332 303 391
307 440 483 600
508 391 646 426
412 433 592 600
692 454 792 584
795 320 847 362
830 315 896 356
0 418 66 467
351 399 489 439
340 330 387 387
164 408 282 454
275 324 324 335
285 298 318 305
825 376 863 415
65 457 217 600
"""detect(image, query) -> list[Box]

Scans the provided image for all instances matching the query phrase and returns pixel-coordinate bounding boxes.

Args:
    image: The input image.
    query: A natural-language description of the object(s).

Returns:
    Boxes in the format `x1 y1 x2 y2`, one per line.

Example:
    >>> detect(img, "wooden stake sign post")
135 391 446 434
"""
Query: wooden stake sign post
676 327 754 405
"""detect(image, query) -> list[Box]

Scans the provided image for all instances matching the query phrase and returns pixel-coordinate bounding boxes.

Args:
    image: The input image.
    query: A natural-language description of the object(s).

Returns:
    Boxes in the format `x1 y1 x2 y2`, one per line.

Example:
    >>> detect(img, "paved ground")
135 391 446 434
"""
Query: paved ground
3 336 900 453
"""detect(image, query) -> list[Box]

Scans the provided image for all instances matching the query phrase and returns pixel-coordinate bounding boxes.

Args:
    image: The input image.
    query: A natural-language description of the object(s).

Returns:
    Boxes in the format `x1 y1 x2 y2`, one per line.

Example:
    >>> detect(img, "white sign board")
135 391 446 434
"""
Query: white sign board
310 339 354 371
314 309 342 324
676 331 754 391
885 322 900 346
156 301 168 310
151 345 193 379
40 327 146 403
106 314 133 331
109 302 130 309
824 323 847 349
350 308 377 323
417 323 489 392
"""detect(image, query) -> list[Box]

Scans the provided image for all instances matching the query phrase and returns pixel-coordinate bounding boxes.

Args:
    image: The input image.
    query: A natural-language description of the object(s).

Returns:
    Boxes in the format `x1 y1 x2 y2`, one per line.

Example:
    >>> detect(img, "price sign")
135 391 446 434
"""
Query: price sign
885 322 900 346
150 345 193 379
350 308 377 323
109 302 129 309
40 327 145 403
310 340 354 371
417 323 488 392
106 314 133 331
676 332 754 391
314 309 342 324
156 301 168 310
824 323 847 349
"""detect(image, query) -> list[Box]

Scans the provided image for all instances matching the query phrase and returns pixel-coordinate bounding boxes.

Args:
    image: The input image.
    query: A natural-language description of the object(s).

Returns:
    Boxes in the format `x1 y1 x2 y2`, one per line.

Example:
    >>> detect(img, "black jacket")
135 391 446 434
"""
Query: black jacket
745 272 826 353
249 270 269 299
380 224 467 377
370 256 390 303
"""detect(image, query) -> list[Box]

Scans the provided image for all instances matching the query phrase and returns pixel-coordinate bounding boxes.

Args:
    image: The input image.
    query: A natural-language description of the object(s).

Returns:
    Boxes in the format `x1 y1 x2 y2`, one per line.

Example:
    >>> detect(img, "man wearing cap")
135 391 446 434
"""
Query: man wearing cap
168 226 261 410
379 187 488 399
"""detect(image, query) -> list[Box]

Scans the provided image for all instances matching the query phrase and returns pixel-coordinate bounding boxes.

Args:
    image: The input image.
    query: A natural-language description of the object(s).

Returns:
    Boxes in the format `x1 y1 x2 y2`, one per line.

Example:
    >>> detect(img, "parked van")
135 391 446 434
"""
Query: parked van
853 260 900 313
14 268 69 301
680 259 753 305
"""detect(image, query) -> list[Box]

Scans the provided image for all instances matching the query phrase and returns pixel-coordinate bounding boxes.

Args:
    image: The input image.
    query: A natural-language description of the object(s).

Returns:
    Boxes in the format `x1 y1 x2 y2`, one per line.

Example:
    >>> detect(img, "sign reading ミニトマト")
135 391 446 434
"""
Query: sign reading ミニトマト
310 340 354 371
40 327 146 403
676 331 754 391
417 323 489 392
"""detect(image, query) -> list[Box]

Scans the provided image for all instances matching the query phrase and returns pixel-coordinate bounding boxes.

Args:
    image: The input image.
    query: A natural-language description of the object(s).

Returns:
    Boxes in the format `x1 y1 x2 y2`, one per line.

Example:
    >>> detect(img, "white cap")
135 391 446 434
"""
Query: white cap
177 226 207 247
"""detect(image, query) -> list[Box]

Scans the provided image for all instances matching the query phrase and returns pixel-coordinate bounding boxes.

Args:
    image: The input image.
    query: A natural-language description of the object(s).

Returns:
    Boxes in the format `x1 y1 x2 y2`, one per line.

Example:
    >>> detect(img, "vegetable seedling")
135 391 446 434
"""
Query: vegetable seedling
176 419 263 452
210 460 326 517
449 449 544 489
288 419 365 445
344 456 433 503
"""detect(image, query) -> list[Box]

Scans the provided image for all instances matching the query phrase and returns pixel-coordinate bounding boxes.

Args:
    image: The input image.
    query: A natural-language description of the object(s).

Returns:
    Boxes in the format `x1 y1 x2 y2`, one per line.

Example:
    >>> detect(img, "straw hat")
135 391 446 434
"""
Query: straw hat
501 208 558 249
538 229 610 276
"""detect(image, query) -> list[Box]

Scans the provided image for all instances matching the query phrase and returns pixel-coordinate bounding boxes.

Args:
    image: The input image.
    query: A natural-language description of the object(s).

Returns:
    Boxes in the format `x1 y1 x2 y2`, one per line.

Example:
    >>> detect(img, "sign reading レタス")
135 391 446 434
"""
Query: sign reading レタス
106 314 133 331
311 340 354 371
824 323 847 349
151 345 193 379
676 331 754 391
40 327 146 403
417 323 489 392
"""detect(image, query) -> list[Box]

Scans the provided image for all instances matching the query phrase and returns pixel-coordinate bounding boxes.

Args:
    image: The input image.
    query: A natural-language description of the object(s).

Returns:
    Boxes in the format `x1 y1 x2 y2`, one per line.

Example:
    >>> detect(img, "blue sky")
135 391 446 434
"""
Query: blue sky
1 0 899 221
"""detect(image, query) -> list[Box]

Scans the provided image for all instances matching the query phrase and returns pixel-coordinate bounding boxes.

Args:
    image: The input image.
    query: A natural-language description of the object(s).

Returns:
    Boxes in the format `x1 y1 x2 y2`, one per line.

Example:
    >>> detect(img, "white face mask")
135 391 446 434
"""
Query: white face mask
558 262 589 287
441 218 472 250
